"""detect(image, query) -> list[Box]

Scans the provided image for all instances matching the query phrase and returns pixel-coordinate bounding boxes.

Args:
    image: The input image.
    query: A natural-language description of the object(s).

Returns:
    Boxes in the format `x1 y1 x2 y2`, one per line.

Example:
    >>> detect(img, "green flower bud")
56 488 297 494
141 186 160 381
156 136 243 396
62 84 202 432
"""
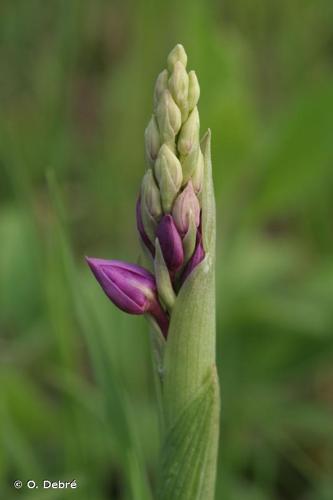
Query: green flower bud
154 239 176 311
177 107 200 156
168 61 189 121
156 90 182 146
188 70 200 111
145 115 160 166
191 148 204 194
141 169 162 219
155 144 183 213
167 44 187 72
154 69 168 111
141 169 162 242
180 144 200 185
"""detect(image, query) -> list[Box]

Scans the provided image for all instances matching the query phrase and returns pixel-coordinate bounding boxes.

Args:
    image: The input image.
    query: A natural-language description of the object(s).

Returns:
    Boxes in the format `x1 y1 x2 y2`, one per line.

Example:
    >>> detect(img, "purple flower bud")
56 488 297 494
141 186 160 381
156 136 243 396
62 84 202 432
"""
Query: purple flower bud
172 181 200 235
86 258 169 337
136 197 155 256
156 215 184 273
180 234 205 284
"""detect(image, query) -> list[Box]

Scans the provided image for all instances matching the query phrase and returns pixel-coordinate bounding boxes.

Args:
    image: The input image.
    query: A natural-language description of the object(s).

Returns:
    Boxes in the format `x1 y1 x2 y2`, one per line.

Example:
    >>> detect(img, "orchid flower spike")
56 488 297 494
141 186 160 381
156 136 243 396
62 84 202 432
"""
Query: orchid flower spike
86 44 219 500
87 44 209 336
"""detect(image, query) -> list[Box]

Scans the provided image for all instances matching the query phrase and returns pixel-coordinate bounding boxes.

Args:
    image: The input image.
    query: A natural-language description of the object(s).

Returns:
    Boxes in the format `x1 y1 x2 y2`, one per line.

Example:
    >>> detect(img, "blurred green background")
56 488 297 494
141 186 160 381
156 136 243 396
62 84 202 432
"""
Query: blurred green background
1 0 333 499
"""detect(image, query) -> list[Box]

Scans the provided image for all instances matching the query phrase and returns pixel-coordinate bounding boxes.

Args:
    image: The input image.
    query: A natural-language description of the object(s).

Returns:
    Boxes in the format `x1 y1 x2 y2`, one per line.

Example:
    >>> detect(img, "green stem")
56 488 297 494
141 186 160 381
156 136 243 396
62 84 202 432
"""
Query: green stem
154 132 220 499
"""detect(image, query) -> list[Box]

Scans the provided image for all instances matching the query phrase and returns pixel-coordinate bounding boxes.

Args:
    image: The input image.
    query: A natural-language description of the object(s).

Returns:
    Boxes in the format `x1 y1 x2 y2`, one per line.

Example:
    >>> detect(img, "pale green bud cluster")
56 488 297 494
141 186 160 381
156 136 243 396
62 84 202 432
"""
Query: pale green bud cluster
142 44 203 248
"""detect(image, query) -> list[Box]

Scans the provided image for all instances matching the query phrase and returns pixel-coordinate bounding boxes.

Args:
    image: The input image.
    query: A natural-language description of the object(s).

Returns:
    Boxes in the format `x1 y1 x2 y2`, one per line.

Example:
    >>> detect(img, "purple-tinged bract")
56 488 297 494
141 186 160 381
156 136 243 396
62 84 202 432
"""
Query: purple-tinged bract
180 234 205 284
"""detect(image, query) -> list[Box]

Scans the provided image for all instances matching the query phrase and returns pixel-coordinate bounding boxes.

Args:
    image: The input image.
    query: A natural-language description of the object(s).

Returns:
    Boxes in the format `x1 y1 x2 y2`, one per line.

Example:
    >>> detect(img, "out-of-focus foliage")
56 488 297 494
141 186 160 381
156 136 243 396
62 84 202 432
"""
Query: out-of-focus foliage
1 0 332 498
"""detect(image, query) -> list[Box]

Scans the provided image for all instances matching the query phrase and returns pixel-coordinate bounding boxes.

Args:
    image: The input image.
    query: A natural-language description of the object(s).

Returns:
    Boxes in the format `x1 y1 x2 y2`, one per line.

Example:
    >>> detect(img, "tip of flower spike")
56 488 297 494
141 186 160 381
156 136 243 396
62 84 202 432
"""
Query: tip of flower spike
167 44 187 71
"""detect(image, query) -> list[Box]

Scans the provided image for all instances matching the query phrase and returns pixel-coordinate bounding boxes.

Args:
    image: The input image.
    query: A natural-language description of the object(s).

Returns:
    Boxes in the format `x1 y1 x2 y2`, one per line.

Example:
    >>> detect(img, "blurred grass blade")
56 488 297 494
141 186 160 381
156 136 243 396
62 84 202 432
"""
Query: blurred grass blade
46 168 153 500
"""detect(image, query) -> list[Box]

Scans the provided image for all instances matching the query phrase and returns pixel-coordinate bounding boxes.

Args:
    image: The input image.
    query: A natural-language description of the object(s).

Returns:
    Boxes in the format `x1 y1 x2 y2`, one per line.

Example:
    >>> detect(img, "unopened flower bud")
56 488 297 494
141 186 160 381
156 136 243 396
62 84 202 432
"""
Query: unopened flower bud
156 90 182 145
156 215 184 273
145 115 160 166
188 71 200 111
180 144 200 185
86 258 169 336
191 148 204 194
136 197 155 256
141 170 162 219
167 44 187 72
177 107 200 156
154 69 168 111
141 169 162 242
168 61 189 121
172 181 200 234
154 144 182 212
